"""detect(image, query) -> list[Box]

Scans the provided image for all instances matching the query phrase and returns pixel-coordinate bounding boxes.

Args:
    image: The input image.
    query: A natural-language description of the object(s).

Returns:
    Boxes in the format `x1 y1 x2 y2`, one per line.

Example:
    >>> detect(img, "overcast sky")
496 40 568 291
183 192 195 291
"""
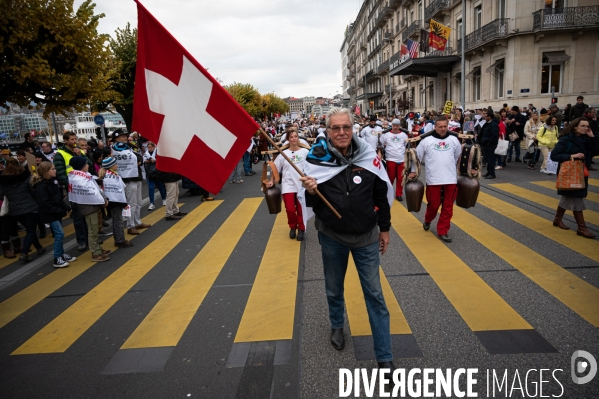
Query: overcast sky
75 0 363 99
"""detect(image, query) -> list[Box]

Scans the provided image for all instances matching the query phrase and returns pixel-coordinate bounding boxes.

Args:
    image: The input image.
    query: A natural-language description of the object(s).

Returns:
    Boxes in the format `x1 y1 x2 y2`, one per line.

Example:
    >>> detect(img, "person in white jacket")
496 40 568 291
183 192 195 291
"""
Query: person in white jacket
408 116 465 243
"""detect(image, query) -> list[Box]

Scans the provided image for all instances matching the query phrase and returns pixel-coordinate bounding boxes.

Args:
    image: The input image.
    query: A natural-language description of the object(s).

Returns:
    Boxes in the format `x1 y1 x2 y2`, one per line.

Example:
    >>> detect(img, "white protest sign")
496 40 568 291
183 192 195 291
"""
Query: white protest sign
68 171 105 205
103 171 127 203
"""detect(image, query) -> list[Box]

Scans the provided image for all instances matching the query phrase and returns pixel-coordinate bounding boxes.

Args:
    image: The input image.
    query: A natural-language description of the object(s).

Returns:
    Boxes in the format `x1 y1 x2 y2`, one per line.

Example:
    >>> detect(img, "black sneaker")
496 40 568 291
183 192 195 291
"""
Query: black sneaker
62 253 77 262
53 257 69 268
395 196 403 202
423 222 430 231
507 158 512 163
19 254 32 263
515 157 521 162
439 234 452 243
484 175 496 179
289 229 296 239
77 243 87 252
296 230 305 241
37 247 46 256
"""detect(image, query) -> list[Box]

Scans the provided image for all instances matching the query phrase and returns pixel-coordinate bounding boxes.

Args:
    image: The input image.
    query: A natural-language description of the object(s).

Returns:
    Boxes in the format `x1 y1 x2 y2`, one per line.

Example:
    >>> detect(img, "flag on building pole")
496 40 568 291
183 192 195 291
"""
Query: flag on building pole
132 0 260 193
428 20 451 51
420 29 430 53
400 43 408 57
406 39 419 59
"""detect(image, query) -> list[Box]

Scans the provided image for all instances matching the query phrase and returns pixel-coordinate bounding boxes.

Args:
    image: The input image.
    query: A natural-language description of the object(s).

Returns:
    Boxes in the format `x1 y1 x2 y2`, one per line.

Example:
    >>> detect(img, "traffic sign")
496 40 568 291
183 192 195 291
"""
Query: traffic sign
94 115 105 125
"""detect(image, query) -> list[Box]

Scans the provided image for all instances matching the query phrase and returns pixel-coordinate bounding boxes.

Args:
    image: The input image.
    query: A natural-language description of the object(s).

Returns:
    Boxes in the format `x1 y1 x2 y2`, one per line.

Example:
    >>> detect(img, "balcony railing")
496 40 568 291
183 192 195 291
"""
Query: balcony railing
390 0 402 8
368 42 382 58
423 47 454 57
402 20 421 41
377 62 389 74
365 70 374 80
389 51 400 65
401 0 414 7
424 0 452 22
375 7 391 27
533 6 599 30
457 18 508 53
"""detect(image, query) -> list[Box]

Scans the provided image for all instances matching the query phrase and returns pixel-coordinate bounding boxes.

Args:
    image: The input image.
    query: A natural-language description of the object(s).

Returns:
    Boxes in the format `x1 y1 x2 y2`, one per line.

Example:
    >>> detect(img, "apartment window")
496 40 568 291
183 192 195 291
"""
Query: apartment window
428 84 435 107
474 5 482 29
495 60 505 98
457 18 463 40
498 0 506 19
472 67 481 101
419 84 424 107
541 61 562 94
545 0 567 9
418 0 423 20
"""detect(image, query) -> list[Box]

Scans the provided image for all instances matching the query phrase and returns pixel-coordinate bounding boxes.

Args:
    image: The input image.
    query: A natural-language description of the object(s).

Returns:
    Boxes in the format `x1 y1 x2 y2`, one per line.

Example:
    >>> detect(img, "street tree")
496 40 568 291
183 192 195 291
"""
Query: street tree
259 93 289 118
225 82 262 117
0 0 114 115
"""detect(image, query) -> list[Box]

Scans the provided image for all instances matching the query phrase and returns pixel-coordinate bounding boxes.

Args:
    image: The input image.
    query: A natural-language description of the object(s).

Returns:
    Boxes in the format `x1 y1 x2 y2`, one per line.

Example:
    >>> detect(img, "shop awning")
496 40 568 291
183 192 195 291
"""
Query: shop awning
390 55 461 78
544 51 570 63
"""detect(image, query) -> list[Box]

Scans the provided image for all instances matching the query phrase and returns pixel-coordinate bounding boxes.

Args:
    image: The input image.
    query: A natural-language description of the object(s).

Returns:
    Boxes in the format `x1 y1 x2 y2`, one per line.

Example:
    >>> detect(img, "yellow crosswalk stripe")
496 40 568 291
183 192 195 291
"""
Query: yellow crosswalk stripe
122 198 262 349
0 207 177 330
491 183 599 226
532 181 599 203
0 224 76 270
477 192 599 263
588 178 599 188
234 211 301 342
392 204 532 331
448 202 599 327
12 202 217 354
344 256 411 336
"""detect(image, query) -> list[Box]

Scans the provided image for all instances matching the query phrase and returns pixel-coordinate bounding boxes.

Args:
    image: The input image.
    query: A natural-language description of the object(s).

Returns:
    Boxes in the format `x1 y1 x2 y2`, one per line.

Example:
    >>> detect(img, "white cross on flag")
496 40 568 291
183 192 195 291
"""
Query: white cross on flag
132 1 259 193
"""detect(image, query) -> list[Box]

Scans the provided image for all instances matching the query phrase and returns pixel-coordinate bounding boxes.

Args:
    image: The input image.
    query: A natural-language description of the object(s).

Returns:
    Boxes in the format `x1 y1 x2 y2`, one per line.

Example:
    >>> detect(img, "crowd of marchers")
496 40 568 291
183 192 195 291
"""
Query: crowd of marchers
0 129 210 267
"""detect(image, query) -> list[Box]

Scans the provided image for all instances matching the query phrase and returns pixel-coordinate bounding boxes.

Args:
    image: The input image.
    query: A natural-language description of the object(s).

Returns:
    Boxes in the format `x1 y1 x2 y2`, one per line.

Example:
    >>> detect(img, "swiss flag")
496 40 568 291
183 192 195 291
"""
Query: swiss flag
132 1 259 193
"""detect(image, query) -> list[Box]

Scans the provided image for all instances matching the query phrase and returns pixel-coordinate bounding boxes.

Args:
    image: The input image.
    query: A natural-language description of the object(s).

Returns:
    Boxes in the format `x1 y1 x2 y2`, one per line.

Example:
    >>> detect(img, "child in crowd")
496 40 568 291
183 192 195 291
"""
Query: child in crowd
68 156 112 262
98 157 133 249
31 162 77 268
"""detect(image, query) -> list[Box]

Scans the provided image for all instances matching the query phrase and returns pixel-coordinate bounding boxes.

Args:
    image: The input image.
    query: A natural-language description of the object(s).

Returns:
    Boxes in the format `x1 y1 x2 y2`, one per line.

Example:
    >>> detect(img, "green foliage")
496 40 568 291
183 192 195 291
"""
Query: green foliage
225 82 262 117
225 83 289 118
0 0 115 115
103 22 137 131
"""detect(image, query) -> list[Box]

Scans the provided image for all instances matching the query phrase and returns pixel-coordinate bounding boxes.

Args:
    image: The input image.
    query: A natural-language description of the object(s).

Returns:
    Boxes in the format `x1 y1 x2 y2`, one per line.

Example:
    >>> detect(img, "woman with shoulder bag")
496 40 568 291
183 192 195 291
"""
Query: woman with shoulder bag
550 117 599 238
524 112 543 169
536 116 559 174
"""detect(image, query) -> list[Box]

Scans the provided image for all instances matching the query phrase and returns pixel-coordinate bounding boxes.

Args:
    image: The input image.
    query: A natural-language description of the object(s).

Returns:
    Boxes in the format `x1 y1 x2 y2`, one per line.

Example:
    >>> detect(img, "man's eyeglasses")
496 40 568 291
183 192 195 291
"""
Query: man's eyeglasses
329 125 353 133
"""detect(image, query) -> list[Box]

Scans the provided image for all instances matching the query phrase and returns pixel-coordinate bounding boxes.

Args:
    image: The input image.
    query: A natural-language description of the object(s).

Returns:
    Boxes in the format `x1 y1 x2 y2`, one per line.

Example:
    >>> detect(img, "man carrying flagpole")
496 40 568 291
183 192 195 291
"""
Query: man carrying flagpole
299 107 395 370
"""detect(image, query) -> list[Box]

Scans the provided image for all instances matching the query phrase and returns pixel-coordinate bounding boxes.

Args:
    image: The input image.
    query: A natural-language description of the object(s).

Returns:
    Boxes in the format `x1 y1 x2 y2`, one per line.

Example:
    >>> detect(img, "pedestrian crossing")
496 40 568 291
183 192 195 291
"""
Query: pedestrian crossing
1 180 598 368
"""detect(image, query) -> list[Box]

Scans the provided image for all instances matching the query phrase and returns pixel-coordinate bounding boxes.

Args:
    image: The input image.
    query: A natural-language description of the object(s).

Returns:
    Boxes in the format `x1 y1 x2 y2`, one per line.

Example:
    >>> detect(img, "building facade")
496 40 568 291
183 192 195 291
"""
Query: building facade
343 0 599 116
0 113 49 135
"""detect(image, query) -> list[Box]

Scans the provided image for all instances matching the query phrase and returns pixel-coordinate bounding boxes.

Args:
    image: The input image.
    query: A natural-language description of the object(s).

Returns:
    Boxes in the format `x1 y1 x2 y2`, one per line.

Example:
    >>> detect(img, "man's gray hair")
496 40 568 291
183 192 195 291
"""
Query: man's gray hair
325 107 352 128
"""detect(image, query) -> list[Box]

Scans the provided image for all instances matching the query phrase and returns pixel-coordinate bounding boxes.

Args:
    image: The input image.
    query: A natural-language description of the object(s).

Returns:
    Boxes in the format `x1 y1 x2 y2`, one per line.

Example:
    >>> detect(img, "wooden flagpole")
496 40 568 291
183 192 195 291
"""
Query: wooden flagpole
258 128 341 219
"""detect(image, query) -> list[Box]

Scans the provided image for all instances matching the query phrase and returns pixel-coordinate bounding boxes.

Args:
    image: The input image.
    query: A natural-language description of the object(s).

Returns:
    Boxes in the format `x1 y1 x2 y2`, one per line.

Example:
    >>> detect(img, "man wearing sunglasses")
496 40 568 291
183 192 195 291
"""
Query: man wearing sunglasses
300 107 395 371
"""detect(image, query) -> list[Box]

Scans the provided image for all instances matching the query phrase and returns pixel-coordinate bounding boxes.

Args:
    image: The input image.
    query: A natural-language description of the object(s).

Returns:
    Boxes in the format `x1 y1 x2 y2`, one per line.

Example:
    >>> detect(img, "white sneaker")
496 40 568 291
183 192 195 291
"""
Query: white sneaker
62 253 77 262
540 168 547 174
495 166 502 170
53 257 69 268
148 203 155 210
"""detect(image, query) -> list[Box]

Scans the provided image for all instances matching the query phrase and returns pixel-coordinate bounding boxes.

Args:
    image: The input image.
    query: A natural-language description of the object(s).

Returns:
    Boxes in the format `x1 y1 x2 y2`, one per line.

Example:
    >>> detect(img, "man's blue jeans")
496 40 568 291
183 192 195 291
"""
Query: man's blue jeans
507 139 521 160
243 151 253 174
48 220 64 258
318 231 392 362
147 178 166 204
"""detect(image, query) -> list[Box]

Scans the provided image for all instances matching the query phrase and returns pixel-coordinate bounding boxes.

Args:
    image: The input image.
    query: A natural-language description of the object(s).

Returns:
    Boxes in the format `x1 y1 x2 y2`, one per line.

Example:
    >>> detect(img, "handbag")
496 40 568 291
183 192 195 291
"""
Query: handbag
556 157 585 190
494 139 509 156
508 132 519 142
144 161 157 180
0 196 8 217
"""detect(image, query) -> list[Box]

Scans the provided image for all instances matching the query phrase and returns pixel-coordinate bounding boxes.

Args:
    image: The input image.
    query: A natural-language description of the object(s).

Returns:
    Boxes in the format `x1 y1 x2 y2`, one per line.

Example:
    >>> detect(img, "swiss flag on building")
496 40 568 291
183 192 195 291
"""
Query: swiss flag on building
132 1 259 193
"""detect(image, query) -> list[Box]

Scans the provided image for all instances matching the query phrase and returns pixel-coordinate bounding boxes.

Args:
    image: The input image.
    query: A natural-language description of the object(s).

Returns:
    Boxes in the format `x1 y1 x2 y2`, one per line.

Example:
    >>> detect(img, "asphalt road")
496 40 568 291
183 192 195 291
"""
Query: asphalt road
0 160 598 399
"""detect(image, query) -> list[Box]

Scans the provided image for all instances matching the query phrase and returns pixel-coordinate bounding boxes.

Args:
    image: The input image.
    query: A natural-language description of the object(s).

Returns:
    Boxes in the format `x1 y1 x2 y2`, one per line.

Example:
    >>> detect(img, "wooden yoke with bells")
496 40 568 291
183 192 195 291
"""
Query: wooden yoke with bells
402 129 425 213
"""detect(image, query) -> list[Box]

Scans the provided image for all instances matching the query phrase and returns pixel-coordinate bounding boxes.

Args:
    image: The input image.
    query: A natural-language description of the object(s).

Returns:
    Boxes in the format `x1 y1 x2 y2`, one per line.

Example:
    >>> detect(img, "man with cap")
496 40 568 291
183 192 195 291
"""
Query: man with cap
111 129 150 235
360 115 383 151
379 119 409 201
479 108 500 179
54 131 93 251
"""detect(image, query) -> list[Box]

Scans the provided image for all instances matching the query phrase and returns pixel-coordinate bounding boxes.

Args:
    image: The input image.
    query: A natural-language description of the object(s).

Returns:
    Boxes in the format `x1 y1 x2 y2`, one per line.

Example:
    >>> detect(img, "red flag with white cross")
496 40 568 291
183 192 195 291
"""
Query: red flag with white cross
132 1 260 193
